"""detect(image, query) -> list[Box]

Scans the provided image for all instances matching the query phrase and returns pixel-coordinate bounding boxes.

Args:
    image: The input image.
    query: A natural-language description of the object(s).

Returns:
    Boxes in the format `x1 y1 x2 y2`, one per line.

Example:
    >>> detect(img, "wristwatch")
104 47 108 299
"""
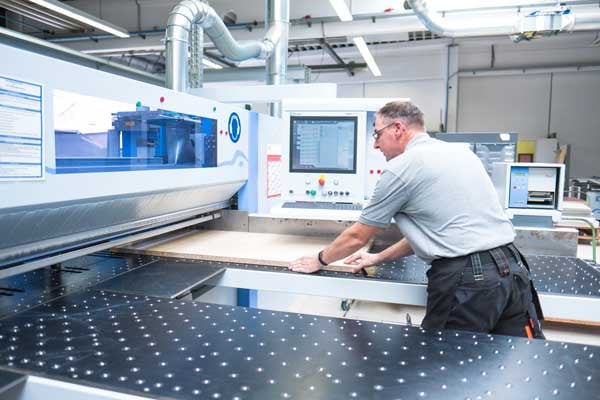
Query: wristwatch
317 250 328 267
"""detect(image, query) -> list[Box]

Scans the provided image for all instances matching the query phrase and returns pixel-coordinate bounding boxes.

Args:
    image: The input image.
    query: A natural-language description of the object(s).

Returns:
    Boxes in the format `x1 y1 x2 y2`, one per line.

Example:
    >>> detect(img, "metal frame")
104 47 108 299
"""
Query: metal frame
0 211 222 280
205 267 428 305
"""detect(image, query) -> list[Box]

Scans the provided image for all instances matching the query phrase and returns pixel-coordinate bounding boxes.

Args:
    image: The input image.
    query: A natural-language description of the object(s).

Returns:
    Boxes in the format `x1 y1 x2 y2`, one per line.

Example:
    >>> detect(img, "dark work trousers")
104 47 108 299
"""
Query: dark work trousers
421 243 545 338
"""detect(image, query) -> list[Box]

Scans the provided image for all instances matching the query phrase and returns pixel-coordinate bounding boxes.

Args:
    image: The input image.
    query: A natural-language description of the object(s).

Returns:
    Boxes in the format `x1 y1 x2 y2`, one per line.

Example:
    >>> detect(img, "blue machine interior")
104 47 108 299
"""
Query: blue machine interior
55 107 217 173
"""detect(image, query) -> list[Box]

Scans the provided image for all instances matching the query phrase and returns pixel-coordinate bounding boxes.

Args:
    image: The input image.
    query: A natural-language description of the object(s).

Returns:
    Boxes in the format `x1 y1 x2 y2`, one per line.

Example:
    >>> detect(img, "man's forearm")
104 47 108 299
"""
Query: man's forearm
320 223 380 264
376 238 414 263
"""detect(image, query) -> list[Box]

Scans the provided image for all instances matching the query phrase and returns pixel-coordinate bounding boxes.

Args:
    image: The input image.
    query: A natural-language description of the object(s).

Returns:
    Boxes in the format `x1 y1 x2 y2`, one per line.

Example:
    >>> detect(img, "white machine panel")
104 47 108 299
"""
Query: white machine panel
0 43 250 209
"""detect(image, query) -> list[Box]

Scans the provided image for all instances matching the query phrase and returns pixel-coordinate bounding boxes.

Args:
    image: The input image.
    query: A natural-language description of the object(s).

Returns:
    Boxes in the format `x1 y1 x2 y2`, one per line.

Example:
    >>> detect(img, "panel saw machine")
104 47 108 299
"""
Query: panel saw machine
0 41 599 399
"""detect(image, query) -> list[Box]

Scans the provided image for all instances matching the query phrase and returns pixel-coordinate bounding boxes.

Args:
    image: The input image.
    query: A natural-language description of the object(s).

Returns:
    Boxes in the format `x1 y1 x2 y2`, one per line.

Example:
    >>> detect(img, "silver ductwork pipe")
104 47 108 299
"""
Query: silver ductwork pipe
166 0 283 91
575 11 600 31
265 0 289 117
406 0 515 37
407 0 600 39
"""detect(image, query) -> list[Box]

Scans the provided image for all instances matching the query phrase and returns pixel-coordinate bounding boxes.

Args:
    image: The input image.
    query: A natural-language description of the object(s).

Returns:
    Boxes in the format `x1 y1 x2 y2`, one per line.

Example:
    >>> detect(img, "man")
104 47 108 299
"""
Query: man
288 100 544 338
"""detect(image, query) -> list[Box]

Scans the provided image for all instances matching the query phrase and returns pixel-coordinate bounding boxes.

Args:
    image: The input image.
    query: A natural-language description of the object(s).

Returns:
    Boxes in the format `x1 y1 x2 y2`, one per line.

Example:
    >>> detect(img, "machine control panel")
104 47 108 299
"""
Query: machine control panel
281 112 367 205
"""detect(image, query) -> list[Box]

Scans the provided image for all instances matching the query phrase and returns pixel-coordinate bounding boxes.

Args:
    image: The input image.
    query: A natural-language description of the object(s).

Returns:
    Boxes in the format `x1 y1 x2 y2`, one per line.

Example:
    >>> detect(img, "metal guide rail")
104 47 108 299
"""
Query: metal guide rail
0 290 598 400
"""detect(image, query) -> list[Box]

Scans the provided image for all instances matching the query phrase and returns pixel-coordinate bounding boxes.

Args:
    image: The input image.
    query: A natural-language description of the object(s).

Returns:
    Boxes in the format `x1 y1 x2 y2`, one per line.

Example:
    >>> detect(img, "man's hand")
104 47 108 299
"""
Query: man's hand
288 255 323 274
344 250 381 273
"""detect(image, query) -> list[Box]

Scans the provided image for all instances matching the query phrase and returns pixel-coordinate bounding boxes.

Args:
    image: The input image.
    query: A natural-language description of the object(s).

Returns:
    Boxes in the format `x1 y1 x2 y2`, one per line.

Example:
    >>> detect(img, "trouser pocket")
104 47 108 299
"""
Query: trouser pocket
445 281 506 333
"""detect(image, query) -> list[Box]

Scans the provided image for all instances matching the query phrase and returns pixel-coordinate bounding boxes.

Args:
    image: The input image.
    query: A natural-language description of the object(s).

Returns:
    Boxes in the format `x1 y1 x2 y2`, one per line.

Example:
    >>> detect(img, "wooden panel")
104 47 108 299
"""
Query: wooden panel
119 230 371 273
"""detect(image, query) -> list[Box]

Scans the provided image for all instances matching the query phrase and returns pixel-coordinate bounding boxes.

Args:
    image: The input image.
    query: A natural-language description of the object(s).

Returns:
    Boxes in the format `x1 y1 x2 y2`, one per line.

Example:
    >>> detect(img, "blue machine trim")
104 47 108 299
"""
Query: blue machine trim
237 112 258 213
228 112 241 143
237 288 257 308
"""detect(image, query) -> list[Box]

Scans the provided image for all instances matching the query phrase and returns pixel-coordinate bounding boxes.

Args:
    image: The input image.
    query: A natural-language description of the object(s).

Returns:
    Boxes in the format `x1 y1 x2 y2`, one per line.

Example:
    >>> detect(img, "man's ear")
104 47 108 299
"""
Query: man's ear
392 124 403 140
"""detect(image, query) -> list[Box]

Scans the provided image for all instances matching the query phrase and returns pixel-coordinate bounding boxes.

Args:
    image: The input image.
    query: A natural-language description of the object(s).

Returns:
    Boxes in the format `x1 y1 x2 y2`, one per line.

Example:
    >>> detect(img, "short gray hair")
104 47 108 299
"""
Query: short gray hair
377 101 425 129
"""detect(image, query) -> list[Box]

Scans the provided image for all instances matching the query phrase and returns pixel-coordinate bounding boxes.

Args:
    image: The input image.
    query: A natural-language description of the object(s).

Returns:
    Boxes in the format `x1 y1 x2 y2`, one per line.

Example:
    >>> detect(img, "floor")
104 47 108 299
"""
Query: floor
254 244 600 347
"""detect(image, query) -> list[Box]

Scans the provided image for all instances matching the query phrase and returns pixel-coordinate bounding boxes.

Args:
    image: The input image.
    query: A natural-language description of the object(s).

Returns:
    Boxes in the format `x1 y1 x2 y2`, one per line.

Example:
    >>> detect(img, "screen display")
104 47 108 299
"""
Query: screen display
290 116 357 173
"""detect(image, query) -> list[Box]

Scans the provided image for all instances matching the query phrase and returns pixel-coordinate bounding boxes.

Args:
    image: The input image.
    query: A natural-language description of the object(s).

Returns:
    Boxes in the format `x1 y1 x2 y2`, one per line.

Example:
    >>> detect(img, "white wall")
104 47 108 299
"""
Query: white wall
549 71 600 177
314 34 600 177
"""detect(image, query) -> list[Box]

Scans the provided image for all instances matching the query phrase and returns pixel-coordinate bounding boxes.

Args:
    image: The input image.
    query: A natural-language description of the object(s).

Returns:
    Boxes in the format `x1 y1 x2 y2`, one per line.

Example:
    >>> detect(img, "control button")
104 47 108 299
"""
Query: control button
318 178 325 186
305 190 310 195
328 191 333 195
310 189 317 196
159 96 165 103
333 179 339 185
370 170 374 174
334 191 338 196
345 191 350 196
305 176 311 184
377 169 382 174
289 190 294 194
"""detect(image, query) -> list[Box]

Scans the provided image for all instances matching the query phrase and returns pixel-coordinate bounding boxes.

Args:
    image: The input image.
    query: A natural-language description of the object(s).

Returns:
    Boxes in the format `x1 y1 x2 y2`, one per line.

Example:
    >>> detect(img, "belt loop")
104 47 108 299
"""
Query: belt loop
489 247 510 277
471 253 484 281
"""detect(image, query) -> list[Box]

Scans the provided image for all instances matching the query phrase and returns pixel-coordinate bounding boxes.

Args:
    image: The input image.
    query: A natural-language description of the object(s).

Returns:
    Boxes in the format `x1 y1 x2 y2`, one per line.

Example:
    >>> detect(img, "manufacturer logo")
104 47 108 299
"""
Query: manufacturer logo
228 112 241 143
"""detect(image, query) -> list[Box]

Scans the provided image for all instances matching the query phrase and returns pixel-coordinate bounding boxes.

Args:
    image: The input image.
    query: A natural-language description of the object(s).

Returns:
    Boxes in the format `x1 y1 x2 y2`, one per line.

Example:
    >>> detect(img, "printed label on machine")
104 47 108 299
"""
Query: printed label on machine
0 75 43 180
267 144 282 198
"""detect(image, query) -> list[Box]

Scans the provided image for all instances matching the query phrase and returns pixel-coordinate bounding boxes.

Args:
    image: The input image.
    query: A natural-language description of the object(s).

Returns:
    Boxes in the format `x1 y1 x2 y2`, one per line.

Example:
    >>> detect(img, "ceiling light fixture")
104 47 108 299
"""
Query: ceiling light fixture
328 0 353 22
352 36 381 77
27 0 130 38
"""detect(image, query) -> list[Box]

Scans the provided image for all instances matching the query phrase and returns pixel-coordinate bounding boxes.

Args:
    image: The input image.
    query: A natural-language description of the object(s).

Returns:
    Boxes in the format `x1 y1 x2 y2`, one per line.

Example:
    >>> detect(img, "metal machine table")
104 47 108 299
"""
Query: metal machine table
0 290 598 400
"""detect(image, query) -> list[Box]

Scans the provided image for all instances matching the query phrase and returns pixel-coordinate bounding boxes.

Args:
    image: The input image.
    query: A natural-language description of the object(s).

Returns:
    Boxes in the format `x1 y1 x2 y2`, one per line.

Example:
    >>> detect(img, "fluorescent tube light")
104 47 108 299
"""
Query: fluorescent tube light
202 59 223 69
352 36 381 77
329 0 353 22
28 0 130 38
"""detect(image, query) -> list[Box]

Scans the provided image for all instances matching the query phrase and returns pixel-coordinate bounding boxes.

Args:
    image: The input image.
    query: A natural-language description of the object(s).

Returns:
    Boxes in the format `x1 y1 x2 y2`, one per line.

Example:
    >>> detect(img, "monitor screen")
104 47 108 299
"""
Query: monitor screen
289 116 357 174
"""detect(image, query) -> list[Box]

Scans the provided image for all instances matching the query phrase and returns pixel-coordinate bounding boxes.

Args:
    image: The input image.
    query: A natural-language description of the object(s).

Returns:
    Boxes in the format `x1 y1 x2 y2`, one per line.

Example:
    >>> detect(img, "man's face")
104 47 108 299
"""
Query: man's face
373 115 402 161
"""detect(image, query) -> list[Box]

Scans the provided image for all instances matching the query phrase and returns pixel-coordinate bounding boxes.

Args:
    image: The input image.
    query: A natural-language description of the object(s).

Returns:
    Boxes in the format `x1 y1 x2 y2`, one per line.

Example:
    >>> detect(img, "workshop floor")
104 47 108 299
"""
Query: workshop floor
256 244 600 347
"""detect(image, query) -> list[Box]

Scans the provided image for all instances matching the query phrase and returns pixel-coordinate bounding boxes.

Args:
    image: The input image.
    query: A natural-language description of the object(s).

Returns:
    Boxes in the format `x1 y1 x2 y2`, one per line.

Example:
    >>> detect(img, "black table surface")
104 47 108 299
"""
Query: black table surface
0 290 598 400
95 260 225 299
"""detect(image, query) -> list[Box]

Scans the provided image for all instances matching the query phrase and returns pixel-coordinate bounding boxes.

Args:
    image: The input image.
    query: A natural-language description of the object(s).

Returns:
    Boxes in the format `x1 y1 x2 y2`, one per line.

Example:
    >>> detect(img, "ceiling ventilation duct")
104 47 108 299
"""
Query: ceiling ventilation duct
165 0 284 92
406 0 599 43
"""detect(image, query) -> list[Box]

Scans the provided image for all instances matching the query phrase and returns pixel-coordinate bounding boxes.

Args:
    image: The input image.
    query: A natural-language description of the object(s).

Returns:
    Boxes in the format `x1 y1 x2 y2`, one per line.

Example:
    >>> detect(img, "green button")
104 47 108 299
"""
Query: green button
135 101 142 107
213 106 217 112
310 190 316 196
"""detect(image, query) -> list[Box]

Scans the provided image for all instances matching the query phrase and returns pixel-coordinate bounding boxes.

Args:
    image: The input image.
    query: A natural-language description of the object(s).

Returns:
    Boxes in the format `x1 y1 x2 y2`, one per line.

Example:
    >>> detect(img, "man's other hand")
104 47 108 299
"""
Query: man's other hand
344 250 380 272
288 255 322 274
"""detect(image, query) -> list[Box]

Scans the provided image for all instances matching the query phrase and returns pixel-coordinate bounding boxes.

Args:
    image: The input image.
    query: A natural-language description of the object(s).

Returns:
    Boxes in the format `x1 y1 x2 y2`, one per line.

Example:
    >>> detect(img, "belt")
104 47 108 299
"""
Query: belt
470 243 521 280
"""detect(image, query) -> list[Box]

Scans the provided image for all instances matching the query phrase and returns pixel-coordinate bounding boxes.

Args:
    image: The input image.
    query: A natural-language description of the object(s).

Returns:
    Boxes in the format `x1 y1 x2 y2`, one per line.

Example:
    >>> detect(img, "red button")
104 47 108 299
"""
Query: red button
318 178 325 186
159 96 165 103
370 170 374 174
377 169 382 174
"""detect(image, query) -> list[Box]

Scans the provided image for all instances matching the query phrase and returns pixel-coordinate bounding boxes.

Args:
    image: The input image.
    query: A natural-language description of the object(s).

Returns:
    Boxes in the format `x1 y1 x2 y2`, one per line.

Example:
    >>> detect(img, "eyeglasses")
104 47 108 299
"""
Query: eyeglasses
372 122 396 141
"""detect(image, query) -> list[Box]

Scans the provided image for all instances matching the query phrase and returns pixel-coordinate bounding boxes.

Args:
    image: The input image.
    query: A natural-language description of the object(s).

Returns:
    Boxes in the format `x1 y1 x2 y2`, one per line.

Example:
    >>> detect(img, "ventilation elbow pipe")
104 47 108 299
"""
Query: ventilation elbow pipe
165 0 283 91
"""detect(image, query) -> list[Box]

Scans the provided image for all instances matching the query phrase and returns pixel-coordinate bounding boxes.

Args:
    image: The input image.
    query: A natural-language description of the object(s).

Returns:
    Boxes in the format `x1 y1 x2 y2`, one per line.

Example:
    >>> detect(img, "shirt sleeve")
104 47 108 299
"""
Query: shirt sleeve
359 171 410 228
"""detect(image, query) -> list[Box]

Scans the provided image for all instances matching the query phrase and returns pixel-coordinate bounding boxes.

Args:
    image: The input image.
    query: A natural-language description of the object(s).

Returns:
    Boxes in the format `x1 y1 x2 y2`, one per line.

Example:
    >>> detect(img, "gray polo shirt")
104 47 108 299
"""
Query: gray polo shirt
359 133 515 263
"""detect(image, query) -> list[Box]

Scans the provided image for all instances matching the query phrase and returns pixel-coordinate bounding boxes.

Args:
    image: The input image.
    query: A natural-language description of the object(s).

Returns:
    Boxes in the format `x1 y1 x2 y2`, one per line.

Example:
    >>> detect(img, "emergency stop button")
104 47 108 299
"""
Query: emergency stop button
318 174 325 186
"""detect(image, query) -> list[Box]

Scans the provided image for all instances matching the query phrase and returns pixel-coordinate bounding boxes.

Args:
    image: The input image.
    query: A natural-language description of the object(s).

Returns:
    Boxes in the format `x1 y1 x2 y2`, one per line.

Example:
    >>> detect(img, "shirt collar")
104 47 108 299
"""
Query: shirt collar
405 132 430 151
